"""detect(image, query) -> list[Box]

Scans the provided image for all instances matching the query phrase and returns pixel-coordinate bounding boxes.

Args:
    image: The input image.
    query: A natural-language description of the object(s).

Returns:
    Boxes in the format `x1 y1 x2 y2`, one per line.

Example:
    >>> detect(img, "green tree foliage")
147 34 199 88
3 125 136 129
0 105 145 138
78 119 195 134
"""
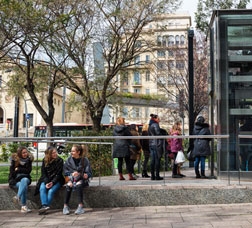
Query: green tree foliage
0 0 182 133
195 0 250 34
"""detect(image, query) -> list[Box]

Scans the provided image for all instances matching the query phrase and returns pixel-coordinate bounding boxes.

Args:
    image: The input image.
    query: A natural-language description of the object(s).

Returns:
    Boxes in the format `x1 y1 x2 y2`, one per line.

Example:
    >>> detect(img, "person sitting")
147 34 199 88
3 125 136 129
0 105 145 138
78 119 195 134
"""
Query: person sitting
63 144 92 215
9 146 34 213
35 146 65 214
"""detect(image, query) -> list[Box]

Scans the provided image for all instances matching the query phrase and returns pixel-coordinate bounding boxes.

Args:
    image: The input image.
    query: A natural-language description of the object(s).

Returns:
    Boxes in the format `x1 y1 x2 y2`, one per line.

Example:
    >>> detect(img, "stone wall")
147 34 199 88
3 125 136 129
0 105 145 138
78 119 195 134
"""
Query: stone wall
1 184 252 210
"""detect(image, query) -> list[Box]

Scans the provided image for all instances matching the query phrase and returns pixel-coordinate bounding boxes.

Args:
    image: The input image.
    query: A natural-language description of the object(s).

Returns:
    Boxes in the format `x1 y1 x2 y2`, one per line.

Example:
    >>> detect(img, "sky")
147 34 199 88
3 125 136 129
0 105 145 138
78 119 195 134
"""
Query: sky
178 0 252 27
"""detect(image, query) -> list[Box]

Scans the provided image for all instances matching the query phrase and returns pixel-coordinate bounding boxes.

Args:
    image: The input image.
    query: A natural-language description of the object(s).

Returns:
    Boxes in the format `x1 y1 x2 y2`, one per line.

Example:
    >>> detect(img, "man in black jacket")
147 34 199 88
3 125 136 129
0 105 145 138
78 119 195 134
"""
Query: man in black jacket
148 114 164 180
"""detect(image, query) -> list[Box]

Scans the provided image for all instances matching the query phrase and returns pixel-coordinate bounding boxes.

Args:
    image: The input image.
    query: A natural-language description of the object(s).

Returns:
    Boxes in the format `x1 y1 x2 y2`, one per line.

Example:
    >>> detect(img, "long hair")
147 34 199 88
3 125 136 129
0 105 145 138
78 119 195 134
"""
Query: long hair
44 147 57 166
72 144 88 158
13 146 34 168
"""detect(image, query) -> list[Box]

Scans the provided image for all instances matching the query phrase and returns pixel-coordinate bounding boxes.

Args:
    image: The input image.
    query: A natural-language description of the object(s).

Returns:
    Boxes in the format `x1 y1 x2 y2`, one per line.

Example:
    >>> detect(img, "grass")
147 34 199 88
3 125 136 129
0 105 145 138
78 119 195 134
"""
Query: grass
0 165 42 184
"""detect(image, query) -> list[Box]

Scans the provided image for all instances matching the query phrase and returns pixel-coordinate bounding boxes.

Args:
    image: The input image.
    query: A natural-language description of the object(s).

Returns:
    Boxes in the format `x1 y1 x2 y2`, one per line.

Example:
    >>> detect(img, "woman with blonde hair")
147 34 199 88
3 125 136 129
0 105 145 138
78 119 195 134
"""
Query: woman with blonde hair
170 121 185 178
113 117 136 180
35 146 65 214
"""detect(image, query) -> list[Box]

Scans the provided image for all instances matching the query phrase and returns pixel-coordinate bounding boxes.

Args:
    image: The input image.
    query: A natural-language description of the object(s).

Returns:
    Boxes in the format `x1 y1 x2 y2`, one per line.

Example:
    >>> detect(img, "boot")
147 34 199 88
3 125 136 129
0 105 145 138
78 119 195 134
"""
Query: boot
201 170 207 179
151 171 155 180
119 173 125 181
128 173 136 180
142 171 150 178
155 172 163 180
195 170 201 178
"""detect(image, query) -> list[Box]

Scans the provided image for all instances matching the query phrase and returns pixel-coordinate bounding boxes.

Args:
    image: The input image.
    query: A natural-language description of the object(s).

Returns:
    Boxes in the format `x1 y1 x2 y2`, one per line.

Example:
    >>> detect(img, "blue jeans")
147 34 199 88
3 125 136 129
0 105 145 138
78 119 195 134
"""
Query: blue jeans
150 145 161 177
194 156 206 174
40 182 61 206
15 177 30 206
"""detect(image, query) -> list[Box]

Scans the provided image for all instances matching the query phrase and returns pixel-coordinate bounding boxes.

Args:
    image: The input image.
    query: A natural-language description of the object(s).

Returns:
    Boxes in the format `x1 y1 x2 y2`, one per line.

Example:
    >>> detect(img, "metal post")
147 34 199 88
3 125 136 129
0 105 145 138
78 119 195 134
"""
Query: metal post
188 28 194 167
13 96 19 137
62 85 66 123
24 99 28 137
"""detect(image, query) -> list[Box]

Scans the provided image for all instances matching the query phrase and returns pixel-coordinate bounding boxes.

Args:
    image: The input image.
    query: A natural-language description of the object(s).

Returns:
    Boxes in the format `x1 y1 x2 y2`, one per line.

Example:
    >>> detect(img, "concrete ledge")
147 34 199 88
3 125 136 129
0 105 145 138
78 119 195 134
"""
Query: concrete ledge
1 184 252 210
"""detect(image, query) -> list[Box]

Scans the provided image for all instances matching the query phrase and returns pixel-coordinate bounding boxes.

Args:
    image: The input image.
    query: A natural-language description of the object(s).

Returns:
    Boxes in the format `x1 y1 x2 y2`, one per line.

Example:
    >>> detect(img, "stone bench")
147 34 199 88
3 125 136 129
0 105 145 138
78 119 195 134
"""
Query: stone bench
1 182 252 210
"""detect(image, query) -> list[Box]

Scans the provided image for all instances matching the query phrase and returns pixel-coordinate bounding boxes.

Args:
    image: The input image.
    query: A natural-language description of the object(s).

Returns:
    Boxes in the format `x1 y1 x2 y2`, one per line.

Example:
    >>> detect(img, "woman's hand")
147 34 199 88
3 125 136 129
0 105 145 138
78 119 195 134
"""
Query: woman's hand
83 173 88 179
46 182 53 189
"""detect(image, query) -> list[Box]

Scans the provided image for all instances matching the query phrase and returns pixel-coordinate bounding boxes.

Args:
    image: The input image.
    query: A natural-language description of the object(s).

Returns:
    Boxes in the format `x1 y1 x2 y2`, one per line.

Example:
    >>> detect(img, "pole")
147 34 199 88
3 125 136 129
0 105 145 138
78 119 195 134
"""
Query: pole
188 28 194 167
13 96 19 137
24 99 28 137
62 85 66 123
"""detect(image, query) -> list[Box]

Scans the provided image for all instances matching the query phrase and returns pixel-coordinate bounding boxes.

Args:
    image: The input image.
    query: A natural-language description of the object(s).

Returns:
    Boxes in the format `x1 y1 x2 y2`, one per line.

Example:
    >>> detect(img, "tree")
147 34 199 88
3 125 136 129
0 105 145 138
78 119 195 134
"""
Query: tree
0 0 182 134
153 33 209 124
45 0 182 131
195 0 250 34
0 0 67 137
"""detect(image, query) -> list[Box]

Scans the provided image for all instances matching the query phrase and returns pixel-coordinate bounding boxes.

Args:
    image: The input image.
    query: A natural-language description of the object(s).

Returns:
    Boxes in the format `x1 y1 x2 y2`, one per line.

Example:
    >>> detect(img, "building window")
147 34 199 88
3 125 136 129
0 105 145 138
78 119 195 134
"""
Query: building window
23 113 33 128
133 71 141 84
157 61 166 70
157 50 166 57
162 36 167 46
122 89 128 93
146 89 150 94
122 107 128 118
168 35 175 46
122 72 129 86
134 88 141 93
168 61 175 68
175 35 180 45
180 35 185 45
157 35 162 46
146 55 150 63
168 50 174 57
132 107 141 118
134 55 140 65
146 71 150 81
135 40 141 48
176 61 185 69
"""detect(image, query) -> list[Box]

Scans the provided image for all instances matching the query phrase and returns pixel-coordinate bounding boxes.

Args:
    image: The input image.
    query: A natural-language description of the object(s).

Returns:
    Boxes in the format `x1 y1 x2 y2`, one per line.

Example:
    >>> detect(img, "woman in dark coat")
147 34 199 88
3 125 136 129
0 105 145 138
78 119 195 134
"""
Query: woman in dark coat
8 146 34 213
140 123 150 178
35 146 65 214
192 116 211 178
113 117 135 180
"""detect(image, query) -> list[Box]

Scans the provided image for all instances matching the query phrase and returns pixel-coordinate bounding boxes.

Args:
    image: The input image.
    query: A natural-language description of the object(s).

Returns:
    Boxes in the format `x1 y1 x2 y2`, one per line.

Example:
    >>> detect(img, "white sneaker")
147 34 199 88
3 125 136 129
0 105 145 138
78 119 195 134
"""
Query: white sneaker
75 205 85 215
21 205 32 213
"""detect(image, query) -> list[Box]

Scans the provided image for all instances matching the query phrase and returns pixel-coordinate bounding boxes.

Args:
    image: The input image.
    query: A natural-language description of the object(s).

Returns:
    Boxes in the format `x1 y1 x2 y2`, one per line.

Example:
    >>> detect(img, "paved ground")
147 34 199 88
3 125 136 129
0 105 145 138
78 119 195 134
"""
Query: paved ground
1 164 252 227
1 203 252 227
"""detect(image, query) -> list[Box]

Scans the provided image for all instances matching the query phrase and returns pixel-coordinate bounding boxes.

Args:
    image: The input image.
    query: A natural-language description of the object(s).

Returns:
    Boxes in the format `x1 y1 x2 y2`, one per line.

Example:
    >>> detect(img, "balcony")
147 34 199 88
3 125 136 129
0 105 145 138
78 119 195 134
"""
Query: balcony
132 81 142 87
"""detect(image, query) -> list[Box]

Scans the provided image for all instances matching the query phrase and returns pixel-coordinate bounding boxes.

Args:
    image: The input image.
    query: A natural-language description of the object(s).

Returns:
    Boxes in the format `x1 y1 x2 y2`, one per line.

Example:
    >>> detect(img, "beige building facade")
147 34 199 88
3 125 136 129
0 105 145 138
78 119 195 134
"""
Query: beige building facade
0 70 86 137
111 13 191 131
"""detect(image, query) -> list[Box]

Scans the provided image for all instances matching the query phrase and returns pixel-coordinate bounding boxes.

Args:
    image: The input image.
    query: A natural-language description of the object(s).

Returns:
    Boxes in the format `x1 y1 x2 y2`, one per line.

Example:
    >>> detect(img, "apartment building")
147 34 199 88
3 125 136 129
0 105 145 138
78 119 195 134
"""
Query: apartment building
112 13 191 130
0 69 87 137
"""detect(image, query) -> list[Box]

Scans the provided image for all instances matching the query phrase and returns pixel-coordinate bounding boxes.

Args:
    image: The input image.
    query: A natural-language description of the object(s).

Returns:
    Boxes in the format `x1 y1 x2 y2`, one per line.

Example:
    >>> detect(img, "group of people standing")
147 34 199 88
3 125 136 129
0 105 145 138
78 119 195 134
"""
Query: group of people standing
8 144 92 215
113 114 212 181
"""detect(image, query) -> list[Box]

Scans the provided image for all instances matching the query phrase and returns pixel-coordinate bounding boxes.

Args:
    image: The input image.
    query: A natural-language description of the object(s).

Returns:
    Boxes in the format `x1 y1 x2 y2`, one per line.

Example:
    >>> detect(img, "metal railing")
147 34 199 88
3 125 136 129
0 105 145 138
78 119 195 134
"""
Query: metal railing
0 135 231 185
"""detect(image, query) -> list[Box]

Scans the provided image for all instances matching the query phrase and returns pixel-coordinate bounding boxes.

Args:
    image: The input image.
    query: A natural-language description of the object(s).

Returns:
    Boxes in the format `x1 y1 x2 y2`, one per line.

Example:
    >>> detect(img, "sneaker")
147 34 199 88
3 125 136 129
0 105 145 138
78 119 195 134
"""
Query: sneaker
39 205 50 214
21 205 32 213
13 196 20 205
75 205 85 215
63 206 70 215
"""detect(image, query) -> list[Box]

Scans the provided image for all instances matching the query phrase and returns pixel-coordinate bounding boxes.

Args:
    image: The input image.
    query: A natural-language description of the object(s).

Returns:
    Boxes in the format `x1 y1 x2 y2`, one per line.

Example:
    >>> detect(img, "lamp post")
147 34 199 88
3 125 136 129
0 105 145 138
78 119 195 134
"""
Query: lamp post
188 28 194 167
24 99 29 137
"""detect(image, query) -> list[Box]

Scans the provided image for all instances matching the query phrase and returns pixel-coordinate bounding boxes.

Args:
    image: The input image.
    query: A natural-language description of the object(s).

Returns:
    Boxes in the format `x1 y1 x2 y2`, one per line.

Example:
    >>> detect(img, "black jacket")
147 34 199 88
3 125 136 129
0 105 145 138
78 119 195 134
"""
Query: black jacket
192 122 211 157
34 156 65 195
113 125 132 158
8 152 33 188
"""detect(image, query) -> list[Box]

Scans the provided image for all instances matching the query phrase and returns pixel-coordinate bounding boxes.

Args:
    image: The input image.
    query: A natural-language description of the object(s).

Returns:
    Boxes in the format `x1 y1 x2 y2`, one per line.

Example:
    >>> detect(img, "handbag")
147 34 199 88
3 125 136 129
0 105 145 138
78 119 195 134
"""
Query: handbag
175 150 186 164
